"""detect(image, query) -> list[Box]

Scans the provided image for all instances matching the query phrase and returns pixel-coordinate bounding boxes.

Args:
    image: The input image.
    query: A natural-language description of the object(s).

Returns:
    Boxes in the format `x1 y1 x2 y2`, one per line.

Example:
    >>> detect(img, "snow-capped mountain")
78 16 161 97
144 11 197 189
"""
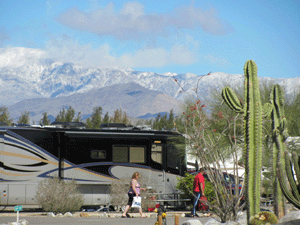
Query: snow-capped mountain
1 47 299 122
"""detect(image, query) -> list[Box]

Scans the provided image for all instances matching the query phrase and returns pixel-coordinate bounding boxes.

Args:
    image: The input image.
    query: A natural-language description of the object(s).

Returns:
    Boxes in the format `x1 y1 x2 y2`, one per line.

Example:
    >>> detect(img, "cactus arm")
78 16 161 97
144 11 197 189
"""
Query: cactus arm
280 117 289 140
221 87 243 113
277 164 300 208
276 83 285 106
270 84 288 218
284 152 300 201
292 152 300 188
263 103 273 118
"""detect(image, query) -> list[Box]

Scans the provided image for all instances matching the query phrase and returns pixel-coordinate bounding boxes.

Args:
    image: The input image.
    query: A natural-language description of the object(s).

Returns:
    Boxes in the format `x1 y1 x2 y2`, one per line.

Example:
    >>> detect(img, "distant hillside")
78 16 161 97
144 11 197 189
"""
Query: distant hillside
8 82 182 123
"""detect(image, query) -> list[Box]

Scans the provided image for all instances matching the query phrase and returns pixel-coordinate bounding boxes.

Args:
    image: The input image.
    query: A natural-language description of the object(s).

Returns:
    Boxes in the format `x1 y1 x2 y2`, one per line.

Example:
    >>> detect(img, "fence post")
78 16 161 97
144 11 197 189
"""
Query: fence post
175 214 179 225
158 215 162 225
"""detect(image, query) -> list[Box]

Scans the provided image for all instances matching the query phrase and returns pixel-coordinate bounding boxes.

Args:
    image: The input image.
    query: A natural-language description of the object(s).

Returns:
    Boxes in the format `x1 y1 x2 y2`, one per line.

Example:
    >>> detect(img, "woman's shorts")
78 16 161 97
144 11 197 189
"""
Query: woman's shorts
127 193 135 206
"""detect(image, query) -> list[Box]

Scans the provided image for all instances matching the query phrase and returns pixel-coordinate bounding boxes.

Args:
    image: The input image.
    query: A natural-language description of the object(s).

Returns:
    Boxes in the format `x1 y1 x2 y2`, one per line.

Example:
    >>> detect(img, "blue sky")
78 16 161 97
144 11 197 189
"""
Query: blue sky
0 0 299 78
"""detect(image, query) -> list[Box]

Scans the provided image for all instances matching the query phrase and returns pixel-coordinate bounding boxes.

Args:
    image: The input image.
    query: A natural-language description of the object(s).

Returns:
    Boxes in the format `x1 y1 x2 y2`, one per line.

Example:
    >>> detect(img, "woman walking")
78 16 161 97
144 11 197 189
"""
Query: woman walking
122 172 146 218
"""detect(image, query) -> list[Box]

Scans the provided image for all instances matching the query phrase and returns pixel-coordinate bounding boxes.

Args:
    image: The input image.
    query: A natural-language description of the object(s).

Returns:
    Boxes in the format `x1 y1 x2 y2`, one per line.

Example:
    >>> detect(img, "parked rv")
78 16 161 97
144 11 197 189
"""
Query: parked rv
0 123 186 210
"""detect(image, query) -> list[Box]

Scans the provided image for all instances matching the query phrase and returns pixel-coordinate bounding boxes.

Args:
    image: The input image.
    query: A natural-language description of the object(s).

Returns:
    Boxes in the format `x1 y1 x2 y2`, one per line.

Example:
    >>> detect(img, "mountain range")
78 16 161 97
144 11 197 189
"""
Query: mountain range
8 82 182 123
0 47 299 123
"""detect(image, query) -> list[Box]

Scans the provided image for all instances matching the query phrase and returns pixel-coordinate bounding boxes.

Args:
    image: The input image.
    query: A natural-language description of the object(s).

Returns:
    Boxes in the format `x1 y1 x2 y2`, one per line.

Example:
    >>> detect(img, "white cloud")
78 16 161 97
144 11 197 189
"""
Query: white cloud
44 36 198 68
56 2 233 40
172 5 233 35
45 37 117 68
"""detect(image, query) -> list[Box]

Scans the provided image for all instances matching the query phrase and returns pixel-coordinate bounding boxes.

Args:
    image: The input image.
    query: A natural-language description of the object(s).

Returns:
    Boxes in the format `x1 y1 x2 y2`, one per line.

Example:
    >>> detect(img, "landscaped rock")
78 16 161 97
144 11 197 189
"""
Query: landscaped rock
19 220 28 225
47 212 55 217
203 218 222 225
64 212 73 217
182 219 203 225
80 212 90 217
279 211 300 223
203 218 239 225
236 212 247 225
56 213 63 217
203 213 246 225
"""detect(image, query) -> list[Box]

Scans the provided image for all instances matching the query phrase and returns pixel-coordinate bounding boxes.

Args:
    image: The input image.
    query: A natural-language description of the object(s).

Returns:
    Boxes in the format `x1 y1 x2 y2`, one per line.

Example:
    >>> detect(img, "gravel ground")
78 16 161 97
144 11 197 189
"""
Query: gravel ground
0 211 213 225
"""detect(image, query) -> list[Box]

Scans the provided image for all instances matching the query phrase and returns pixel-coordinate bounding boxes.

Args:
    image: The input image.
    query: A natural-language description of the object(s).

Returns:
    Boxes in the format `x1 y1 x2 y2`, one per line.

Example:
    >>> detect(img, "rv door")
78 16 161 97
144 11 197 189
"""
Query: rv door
151 143 166 193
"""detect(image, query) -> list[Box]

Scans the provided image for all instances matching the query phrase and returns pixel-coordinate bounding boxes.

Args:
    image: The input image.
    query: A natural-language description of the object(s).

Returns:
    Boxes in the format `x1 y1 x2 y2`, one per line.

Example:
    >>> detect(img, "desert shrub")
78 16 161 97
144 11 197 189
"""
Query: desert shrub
110 177 131 211
35 177 84 214
110 176 158 212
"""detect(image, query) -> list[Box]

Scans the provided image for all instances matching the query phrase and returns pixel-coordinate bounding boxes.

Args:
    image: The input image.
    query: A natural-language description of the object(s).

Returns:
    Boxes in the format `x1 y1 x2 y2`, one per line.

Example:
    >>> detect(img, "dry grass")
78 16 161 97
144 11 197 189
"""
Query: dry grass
110 177 158 212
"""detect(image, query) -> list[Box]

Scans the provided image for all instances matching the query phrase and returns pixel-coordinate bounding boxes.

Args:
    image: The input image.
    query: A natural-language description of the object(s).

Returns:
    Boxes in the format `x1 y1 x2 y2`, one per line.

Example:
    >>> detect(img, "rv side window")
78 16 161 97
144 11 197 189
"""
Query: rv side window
130 147 145 163
151 144 162 164
113 147 128 163
91 150 106 159
113 146 145 163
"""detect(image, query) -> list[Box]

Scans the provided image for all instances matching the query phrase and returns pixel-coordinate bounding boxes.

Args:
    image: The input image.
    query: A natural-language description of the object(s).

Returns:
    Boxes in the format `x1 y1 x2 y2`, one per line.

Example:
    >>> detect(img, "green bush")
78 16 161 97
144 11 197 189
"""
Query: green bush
176 172 215 204
204 179 216 204
35 177 84 214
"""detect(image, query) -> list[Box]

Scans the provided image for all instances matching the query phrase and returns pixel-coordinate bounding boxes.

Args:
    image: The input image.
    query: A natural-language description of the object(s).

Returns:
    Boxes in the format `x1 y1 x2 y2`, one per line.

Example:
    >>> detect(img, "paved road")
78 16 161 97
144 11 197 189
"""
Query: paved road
0 215 211 225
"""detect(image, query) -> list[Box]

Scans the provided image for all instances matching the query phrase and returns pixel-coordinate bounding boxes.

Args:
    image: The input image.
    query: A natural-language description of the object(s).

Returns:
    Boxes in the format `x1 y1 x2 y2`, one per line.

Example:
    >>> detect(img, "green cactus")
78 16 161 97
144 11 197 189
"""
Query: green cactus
277 151 300 209
221 87 243 113
270 84 288 218
221 60 263 222
249 211 279 225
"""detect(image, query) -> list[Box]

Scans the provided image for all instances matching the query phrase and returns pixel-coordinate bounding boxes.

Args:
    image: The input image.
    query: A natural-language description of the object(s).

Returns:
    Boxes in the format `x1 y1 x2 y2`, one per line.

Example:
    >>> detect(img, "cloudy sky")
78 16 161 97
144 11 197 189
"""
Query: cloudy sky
0 0 299 78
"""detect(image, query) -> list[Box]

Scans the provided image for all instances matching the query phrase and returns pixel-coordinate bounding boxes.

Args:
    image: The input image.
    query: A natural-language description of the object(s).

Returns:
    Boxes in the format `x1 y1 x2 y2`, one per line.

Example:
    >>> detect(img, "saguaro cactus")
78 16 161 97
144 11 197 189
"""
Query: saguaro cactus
270 84 288 218
277 151 300 209
221 60 263 222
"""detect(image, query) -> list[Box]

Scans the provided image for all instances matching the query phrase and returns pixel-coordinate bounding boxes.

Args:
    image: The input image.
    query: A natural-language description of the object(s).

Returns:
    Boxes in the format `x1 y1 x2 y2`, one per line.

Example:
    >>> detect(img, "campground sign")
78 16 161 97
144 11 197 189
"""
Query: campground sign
14 205 22 211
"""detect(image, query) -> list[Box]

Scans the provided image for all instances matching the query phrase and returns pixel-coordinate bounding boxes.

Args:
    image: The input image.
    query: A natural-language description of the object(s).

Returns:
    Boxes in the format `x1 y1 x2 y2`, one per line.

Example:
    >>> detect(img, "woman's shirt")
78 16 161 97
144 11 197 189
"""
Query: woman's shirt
128 179 140 195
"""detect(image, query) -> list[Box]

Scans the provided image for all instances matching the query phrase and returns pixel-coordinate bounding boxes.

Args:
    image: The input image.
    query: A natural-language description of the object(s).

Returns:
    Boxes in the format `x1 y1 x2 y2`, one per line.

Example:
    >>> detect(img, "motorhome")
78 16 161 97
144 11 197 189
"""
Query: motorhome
0 124 186 210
